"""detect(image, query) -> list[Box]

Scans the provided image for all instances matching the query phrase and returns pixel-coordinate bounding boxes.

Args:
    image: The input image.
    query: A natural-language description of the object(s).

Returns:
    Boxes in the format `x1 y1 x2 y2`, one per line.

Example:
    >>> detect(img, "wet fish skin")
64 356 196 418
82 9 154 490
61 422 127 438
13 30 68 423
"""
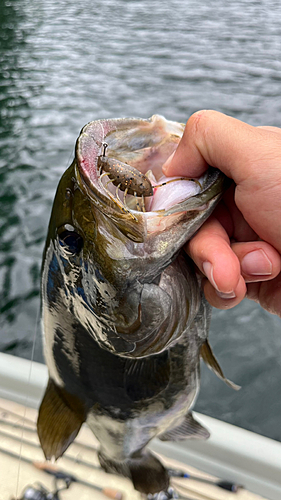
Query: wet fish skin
38 115 233 495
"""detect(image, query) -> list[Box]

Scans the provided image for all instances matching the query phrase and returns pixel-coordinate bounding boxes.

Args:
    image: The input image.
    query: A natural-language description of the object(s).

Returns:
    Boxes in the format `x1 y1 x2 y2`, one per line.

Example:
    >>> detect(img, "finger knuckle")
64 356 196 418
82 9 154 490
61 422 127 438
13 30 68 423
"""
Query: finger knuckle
186 110 219 135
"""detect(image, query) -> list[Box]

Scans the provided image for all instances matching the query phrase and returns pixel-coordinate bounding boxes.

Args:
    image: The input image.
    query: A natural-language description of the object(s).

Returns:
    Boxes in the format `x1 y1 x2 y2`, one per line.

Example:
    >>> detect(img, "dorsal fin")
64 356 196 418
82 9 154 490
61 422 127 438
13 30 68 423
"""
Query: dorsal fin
201 340 240 390
159 412 210 441
37 378 86 460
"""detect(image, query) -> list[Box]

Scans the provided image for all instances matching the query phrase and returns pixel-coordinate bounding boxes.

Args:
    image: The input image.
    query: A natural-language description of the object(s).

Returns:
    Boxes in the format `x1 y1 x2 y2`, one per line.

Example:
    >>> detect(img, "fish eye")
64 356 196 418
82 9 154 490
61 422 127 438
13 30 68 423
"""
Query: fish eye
58 224 83 255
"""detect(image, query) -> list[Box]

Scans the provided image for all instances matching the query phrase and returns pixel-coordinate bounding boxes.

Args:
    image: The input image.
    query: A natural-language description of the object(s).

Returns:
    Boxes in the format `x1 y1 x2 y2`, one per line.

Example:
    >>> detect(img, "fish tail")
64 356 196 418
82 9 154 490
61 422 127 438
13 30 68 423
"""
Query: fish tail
98 450 169 495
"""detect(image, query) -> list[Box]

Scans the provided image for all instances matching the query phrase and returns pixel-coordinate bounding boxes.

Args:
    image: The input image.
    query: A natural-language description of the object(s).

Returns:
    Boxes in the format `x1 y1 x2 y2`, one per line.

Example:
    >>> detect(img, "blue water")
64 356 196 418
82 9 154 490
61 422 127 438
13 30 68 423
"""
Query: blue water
1 0 281 440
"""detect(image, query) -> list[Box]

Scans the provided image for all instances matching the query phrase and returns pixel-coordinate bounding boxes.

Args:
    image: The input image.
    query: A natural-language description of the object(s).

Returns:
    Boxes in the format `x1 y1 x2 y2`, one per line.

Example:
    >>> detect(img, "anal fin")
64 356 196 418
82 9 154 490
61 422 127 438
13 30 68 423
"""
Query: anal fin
201 339 240 390
159 412 210 441
37 378 86 460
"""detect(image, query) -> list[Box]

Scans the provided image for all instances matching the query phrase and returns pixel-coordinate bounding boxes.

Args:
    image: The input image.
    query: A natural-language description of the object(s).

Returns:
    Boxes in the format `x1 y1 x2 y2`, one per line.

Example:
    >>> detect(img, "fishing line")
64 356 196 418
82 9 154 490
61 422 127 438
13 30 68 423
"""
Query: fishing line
99 120 105 145
15 302 41 499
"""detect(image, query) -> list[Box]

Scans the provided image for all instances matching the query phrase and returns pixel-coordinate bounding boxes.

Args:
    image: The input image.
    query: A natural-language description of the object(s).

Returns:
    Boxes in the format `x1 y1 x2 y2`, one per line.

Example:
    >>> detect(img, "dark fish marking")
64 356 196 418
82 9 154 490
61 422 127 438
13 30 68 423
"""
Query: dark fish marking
53 322 136 414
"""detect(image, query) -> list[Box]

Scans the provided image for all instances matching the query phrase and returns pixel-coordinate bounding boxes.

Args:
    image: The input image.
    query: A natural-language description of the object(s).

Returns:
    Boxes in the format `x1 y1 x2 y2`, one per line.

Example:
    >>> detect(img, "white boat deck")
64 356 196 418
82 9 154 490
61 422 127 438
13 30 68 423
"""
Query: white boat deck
0 397 268 500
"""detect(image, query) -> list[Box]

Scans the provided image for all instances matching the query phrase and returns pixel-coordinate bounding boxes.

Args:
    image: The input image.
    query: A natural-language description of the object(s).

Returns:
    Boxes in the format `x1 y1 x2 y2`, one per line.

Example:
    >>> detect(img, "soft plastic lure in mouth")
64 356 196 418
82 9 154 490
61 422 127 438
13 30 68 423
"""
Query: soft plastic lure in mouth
97 141 202 215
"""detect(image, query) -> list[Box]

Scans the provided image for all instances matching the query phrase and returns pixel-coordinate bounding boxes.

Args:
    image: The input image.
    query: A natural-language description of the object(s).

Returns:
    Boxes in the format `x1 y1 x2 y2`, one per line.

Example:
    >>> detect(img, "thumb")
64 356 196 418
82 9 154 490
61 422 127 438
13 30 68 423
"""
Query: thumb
163 110 263 183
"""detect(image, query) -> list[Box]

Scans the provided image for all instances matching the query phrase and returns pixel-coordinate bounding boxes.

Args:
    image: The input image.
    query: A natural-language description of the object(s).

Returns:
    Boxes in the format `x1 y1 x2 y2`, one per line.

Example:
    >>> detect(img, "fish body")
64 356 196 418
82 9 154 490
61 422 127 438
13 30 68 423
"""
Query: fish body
38 115 233 495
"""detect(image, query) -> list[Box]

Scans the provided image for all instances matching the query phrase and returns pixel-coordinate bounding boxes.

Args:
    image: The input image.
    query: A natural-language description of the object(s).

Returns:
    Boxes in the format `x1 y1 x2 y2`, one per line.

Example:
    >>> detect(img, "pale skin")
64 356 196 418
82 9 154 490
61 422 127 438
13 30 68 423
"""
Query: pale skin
163 110 281 317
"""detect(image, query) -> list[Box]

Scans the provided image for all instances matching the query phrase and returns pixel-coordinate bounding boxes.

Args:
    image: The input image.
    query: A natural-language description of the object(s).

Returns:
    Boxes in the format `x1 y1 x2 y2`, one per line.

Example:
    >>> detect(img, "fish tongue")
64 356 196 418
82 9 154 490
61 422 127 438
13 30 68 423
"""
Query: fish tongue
149 177 201 212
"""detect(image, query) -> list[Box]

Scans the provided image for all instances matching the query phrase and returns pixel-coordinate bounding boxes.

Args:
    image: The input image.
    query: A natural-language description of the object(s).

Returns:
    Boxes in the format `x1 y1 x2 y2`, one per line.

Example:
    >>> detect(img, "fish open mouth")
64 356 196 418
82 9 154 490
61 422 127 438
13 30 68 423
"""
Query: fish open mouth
97 153 203 215
75 115 214 219
75 115 228 245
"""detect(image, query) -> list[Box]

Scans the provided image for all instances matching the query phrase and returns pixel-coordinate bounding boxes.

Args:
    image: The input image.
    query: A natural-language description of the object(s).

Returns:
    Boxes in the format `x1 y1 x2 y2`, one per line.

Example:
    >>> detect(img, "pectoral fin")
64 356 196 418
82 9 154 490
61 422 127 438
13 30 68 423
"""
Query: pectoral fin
124 350 170 401
201 340 240 390
37 378 86 460
159 412 210 441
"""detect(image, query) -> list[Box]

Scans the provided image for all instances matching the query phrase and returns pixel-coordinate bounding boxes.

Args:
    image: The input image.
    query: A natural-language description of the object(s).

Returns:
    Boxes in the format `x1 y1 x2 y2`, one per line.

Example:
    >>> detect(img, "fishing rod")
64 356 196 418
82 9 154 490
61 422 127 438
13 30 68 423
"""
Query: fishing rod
16 459 215 500
0 427 238 500
148 487 214 500
0 410 100 453
0 424 241 494
0 446 123 500
0 406 36 427
0 427 101 470
34 461 123 499
0 418 36 433
168 467 241 492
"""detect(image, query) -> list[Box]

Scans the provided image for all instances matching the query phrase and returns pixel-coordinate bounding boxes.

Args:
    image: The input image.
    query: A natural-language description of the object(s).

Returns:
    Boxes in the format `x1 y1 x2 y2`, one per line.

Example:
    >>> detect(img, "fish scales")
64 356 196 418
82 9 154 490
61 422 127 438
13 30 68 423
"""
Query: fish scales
38 115 236 497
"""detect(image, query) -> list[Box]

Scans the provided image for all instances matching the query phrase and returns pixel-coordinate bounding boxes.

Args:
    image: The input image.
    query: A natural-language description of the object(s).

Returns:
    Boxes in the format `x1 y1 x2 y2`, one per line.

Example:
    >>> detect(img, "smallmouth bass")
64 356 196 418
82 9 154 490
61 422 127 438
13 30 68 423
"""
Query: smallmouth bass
38 115 237 496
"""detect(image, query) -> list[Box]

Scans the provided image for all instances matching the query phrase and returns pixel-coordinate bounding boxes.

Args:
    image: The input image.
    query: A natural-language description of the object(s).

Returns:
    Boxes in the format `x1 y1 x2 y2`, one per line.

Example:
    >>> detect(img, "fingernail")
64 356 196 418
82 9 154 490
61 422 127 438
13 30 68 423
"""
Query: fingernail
216 290 237 299
241 249 272 276
203 261 236 299
202 261 219 290
162 151 175 174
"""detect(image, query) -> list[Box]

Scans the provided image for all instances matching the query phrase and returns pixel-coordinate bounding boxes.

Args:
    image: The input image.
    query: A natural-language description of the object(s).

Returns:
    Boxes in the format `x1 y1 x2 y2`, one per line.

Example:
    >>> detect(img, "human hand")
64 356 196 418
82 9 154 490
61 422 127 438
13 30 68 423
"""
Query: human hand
163 110 281 316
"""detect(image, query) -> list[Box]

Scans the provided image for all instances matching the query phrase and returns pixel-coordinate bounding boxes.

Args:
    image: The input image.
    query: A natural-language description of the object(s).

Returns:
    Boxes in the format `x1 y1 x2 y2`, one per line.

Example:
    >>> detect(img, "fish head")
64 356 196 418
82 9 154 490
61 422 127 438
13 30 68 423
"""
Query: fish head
43 115 230 357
